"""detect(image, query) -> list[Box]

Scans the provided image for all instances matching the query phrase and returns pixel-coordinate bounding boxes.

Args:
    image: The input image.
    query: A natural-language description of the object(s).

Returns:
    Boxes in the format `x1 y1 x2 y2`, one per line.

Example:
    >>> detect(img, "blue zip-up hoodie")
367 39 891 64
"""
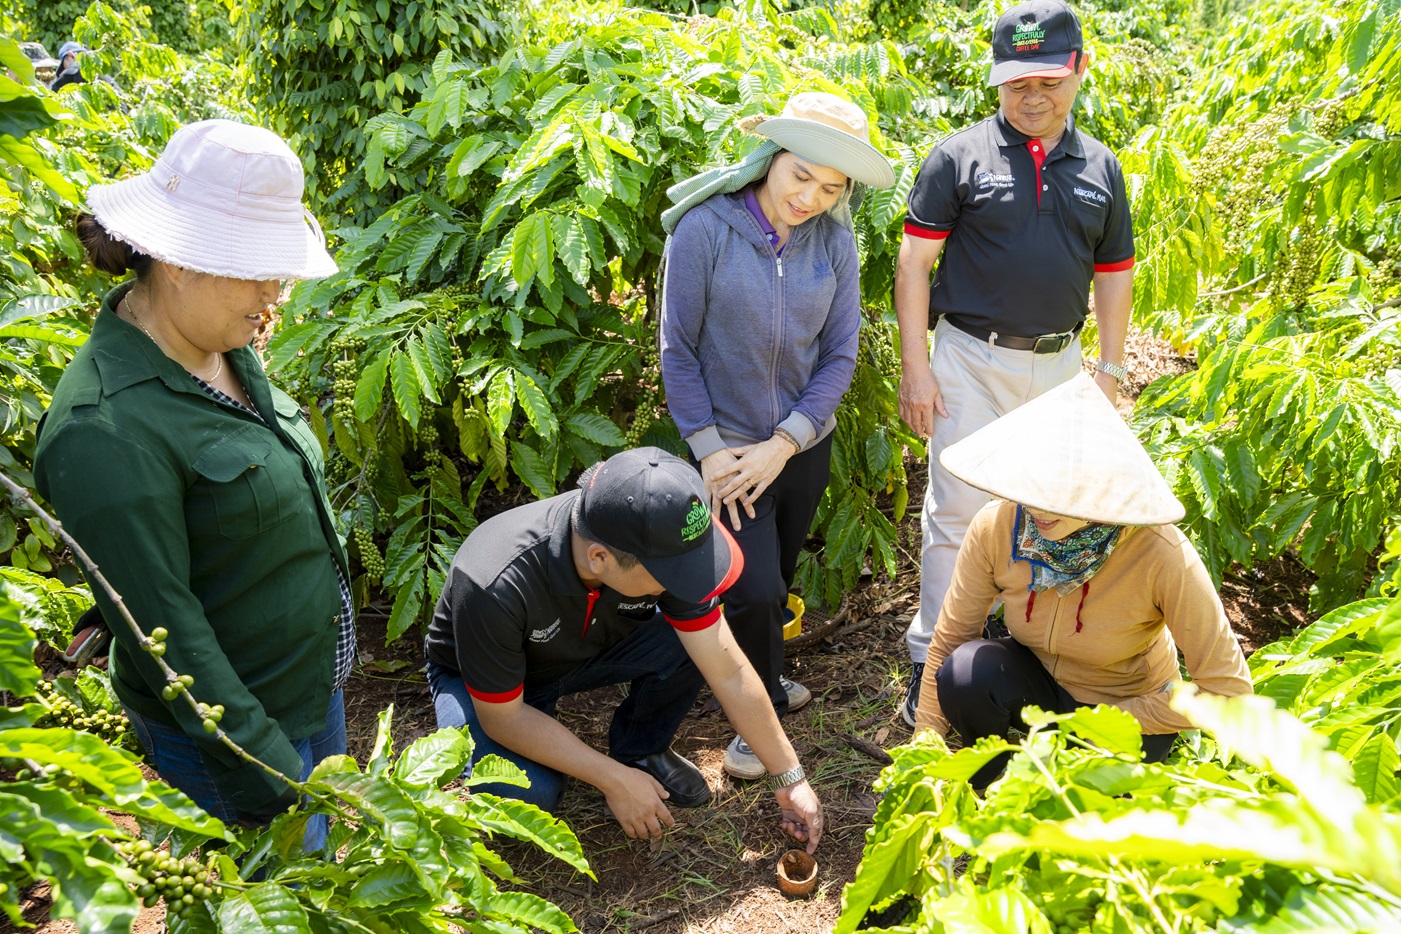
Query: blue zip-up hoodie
659 190 861 460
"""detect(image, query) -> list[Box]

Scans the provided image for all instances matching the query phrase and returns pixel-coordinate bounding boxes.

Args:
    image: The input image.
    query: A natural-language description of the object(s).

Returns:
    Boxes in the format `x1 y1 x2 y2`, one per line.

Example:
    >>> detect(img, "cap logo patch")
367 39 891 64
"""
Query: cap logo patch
1013 21 1045 51
680 499 710 543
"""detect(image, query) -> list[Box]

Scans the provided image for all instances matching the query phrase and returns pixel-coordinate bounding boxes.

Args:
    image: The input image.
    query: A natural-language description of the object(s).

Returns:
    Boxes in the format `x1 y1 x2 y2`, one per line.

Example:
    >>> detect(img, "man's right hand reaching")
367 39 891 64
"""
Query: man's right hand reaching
898 361 948 439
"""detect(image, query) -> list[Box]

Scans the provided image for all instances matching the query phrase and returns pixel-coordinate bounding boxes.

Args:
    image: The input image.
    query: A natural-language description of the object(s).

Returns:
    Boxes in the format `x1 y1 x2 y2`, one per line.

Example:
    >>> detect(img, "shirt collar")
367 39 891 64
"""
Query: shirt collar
90 282 278 421
90 282 203 397
743 186 782 250
548 491 591 598
993 111 1085 160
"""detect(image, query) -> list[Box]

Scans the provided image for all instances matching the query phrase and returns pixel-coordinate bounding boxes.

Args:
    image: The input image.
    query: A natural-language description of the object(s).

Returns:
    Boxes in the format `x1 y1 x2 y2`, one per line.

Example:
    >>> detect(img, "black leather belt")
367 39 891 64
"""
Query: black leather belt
945 316 1083 354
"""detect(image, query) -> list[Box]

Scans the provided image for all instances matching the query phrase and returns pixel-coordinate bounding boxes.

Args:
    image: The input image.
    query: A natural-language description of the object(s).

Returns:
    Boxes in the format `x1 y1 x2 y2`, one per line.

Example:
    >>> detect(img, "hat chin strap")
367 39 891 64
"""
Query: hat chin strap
303 207 327 249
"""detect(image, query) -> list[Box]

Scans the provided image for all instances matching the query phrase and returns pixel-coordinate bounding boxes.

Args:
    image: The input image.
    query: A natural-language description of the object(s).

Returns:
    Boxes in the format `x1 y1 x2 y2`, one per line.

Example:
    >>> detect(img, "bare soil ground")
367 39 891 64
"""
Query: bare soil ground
8 327 1315 934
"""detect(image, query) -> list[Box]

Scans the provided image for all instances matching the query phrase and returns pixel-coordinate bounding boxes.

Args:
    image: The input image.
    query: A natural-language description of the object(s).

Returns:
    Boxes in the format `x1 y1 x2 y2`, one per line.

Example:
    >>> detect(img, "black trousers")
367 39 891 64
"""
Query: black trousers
936 637 1178 787
715 432 833 716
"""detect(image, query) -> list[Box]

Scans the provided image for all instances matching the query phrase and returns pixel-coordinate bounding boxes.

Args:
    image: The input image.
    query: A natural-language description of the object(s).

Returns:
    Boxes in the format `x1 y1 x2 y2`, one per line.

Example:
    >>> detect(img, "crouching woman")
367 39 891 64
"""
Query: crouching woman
912 374 1252 786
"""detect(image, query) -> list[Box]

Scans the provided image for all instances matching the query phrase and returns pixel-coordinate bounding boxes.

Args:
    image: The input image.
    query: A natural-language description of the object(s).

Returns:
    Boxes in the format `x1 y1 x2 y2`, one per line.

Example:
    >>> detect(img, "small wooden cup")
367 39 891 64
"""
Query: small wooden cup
776 849 818 897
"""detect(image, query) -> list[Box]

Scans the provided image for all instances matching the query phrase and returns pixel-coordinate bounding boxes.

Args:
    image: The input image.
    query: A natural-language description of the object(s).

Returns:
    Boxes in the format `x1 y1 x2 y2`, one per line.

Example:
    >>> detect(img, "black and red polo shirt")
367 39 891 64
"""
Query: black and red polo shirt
904 112 1135 337
424 490 733 703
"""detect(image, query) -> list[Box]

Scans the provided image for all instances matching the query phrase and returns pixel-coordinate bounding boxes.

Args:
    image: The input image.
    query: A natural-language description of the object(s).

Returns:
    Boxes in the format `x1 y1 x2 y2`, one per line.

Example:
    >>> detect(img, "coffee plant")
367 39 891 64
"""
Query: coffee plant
0 475 589 933
1129 0 1401 609
839 666 1401 932
234 0 519 220
265 0 933 631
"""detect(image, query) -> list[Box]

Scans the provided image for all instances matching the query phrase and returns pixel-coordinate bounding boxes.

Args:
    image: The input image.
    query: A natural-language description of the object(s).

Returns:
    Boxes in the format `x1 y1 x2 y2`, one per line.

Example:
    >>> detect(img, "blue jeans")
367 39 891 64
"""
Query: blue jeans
126 689 346 853
427 611 704 811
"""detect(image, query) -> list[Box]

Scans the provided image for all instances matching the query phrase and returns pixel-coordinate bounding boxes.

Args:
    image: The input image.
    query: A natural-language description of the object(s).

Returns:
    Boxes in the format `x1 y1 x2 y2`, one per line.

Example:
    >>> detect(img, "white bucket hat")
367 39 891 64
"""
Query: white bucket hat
86 119 337 281
940 373 1185 526
739 92 896 189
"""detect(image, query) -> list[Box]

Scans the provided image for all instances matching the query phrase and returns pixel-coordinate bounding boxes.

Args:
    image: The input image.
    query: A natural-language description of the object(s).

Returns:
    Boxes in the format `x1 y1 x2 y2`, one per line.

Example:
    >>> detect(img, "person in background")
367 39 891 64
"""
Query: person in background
894 0 1136 726
913 374 1252 787
659 91 895 780
51 41 86 91
425 448 824 852
34 120 349 850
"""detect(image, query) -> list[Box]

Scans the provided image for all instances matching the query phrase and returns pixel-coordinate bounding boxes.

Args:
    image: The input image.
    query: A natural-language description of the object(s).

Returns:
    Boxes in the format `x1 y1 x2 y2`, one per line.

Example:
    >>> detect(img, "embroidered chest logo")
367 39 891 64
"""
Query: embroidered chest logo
616 600 654 613
1072 186 1107 207
1013 21 1046 51
529 618 561 642
976 171 1016 191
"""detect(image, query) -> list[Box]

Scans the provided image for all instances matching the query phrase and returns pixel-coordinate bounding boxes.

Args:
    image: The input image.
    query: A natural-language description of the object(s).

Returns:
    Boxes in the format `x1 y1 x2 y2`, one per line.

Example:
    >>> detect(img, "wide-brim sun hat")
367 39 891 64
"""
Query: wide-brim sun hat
739 92 896 190
940 373 1184 526
86 119 337 281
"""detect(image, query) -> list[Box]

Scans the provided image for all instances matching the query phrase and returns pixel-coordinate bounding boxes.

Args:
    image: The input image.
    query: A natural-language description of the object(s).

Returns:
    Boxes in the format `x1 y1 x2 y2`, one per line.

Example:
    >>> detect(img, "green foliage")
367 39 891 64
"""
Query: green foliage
838 677 1401 933
13 0 198 54
1129 0 1401 610
271 1 925 632
0 11 252 578
0 531 586 933
234 0 519 221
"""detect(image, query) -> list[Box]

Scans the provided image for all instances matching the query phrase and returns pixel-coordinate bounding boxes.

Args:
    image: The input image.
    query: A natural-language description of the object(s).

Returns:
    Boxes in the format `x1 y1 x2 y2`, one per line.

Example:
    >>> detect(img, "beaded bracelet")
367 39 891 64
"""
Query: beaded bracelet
773 427 801 453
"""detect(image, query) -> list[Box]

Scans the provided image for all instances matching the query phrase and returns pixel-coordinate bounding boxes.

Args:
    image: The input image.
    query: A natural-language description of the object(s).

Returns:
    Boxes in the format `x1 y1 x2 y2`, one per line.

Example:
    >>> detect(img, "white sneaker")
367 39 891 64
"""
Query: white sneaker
723 735 767 780
781 677 812 712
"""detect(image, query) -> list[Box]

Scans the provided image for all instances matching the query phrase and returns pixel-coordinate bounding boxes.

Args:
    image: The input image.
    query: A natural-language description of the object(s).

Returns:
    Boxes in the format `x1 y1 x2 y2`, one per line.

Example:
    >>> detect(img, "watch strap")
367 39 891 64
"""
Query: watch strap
770 764 806 789
1096 358 1128 382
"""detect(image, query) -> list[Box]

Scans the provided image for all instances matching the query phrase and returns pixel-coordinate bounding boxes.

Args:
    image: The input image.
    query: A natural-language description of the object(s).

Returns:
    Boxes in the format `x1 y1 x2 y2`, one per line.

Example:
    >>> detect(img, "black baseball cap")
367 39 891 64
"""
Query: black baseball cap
576 447 742 604
988 0 1084 87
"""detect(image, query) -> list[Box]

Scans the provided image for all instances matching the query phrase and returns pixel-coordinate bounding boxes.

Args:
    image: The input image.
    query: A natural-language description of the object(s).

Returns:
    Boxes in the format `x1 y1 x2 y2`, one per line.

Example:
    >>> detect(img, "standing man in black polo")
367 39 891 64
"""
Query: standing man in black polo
894 0 1135 725
425 448 822 851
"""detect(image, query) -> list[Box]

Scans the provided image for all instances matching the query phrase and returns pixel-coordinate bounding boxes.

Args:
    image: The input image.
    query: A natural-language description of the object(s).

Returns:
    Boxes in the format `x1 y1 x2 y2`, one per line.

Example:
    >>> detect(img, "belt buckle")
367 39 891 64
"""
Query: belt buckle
1033 332 1070 354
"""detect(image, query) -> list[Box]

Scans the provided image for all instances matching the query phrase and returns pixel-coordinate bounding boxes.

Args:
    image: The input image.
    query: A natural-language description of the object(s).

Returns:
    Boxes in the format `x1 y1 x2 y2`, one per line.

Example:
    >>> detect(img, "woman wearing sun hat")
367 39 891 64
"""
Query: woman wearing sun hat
34 120 349 847
912 374 1252 786
659 91 896 780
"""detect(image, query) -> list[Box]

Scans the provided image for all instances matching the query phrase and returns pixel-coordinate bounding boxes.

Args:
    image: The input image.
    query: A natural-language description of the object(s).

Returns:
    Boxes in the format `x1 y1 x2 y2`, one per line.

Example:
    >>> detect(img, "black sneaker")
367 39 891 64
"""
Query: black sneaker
902 662 925 728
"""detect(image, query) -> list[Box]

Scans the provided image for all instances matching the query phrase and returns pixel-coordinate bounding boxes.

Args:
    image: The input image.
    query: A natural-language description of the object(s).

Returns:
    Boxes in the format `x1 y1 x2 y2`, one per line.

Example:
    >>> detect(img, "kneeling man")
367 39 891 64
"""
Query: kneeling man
424 447 822 850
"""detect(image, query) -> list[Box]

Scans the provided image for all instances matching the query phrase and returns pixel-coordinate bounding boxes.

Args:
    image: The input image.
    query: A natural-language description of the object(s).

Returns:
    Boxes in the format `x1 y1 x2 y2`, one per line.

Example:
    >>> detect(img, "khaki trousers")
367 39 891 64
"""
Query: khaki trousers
905 317 1082 662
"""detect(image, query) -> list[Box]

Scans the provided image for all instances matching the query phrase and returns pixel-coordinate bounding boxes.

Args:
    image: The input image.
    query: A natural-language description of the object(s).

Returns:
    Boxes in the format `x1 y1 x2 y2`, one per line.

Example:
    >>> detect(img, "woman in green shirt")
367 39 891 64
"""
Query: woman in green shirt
35 120 350 848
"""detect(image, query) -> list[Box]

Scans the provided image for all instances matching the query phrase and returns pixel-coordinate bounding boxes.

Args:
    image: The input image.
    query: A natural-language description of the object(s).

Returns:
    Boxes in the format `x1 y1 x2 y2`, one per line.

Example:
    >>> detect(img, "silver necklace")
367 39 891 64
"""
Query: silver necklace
124 295 223 383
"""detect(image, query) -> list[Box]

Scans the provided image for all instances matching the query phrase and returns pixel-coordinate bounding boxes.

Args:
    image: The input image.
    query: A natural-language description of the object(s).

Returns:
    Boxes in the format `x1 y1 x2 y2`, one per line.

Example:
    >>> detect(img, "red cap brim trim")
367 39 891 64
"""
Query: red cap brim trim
465 682 524 703
700 521 745 603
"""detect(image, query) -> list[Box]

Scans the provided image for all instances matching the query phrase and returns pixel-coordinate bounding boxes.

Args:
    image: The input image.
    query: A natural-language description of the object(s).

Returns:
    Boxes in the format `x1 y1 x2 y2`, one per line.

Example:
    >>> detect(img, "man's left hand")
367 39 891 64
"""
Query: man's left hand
1093 369 1119 408
774 779 824 854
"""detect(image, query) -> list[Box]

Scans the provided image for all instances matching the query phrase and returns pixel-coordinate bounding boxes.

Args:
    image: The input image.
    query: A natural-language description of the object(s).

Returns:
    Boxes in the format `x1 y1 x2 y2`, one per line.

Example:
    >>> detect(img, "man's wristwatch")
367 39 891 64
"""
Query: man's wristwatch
1096 359 1128 382
770 764 806 789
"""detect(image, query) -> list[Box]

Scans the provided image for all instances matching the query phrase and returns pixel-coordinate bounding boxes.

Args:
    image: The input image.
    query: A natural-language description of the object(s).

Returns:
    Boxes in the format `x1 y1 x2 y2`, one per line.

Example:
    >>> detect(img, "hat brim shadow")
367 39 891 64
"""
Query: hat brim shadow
750 119 896 189
988 54 1078 87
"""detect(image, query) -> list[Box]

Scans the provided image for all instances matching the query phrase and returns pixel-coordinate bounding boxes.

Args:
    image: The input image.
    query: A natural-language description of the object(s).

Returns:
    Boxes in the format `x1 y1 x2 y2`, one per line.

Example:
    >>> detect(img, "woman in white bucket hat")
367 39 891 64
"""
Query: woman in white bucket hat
912 374 1252 787
659 91 895 781
34 120 349 850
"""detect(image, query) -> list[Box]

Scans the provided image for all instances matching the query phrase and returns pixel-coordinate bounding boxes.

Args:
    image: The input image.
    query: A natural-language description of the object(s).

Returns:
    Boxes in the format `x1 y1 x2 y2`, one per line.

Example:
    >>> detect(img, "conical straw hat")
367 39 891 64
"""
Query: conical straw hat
939 373 1184 526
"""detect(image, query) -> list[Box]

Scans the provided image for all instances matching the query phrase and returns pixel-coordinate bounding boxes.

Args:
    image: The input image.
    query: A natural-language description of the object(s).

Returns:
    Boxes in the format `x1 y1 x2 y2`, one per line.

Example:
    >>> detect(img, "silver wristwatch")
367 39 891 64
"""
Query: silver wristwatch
1096 358 1128 382
770 764 806 789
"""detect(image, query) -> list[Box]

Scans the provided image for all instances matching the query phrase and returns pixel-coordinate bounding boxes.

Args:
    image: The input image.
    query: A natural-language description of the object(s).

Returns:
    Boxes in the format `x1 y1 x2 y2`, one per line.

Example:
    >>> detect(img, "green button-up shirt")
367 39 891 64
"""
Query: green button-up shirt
35 282 349 815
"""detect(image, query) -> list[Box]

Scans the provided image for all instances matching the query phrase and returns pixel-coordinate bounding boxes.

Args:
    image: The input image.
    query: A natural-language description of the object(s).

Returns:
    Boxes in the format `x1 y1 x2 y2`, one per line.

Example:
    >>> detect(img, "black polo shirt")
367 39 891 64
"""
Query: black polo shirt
904 113 1134 337
424 490 728 703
